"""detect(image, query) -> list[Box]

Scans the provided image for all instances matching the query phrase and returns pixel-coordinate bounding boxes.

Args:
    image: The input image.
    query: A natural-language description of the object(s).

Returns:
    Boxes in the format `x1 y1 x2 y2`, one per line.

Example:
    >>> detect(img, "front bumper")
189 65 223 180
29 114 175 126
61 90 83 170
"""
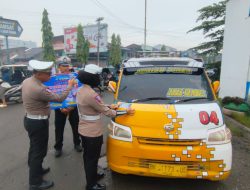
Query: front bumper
107 137 232 181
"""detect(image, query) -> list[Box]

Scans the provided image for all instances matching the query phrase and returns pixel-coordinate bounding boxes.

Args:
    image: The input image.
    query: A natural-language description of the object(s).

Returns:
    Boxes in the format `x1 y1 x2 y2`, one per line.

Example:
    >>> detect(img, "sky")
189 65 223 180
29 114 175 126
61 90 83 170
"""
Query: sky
0 0 222 50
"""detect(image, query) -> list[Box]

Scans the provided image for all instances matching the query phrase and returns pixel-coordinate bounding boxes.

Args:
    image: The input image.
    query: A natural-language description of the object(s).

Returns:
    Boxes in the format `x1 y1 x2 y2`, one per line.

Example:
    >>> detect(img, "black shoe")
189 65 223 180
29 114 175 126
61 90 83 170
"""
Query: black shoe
29 180 54 190
74 145 82 152
41 167 50 175
97 171 105 180
55 149 62 158
86 183 106 190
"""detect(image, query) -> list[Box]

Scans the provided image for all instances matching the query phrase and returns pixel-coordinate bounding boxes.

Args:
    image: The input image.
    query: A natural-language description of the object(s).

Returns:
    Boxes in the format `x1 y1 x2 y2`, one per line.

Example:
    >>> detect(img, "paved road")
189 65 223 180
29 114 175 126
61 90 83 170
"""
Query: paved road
0 92 249 190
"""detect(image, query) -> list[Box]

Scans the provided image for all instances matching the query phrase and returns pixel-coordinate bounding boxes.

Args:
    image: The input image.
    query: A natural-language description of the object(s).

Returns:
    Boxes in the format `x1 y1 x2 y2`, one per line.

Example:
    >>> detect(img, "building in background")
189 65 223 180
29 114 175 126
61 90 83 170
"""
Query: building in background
0 38 36 49
220 0 250 102
53 35 64 57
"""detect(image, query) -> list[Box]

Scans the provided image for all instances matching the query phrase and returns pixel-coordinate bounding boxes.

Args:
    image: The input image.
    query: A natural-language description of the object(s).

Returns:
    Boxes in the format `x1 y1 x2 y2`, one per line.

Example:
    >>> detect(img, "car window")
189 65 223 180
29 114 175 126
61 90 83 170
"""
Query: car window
118 66 214 103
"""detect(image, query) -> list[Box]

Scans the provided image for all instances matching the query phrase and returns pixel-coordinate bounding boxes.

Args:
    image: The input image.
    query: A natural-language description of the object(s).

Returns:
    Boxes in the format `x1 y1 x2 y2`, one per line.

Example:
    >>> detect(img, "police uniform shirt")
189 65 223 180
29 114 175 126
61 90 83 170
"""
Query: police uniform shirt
22 76 72 116
77 85 116 137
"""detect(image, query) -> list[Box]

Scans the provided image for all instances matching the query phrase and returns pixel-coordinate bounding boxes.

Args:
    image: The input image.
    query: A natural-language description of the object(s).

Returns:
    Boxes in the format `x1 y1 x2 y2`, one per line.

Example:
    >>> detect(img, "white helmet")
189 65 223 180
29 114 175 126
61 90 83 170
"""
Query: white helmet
84 64 102 74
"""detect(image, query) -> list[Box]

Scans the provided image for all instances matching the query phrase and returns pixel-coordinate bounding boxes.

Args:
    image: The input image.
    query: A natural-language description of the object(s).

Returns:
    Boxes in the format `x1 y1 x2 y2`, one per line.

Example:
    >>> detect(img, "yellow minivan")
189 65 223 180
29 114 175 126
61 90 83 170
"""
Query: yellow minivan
107 57 232 181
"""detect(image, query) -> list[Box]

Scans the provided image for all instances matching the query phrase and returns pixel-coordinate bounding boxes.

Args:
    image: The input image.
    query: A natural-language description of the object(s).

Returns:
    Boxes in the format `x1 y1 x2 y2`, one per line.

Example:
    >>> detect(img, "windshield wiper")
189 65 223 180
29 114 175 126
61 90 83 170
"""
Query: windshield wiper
175 97 211 103
131 97 171 103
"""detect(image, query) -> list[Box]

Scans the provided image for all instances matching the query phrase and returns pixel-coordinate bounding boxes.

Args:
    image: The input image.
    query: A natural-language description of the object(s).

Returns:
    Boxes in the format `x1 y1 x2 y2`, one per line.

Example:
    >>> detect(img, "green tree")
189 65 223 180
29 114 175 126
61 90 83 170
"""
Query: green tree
109 34 116 66
109 33 122 67
116 35 122 67
76 24 85 66
41 9 55 62
188 0 228 55
161 45 166 51
76 24 89 67
83 40 90 65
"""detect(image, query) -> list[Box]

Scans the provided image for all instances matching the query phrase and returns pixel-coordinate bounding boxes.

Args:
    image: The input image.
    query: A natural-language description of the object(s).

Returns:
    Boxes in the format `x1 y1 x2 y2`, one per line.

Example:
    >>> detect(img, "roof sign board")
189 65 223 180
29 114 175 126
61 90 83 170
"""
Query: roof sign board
64 24 108 54
0 18 23 37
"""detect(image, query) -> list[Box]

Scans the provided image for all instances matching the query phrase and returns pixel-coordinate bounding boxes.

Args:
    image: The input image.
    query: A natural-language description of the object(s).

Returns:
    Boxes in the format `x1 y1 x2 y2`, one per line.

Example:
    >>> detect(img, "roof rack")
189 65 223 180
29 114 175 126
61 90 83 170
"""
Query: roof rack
123 57 203 68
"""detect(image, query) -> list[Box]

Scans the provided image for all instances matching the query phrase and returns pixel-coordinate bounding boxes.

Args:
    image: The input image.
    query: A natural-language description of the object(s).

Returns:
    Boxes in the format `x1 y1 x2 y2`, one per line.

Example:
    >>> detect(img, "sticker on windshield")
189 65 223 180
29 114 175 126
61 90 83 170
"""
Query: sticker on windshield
136 67 194 74
167 88 207 98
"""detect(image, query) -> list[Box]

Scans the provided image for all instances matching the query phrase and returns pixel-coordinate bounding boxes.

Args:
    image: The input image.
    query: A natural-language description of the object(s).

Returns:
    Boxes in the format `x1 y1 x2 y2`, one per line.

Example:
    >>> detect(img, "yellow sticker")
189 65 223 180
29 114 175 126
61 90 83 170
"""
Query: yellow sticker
166 67 192 74
136 67 193 74
167 88 207 98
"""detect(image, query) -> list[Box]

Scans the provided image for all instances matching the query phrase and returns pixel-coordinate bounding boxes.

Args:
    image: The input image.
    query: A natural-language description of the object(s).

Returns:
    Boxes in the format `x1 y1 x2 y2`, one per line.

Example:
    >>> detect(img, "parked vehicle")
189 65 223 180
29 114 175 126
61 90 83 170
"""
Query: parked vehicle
107 57 232 181
0 64 31 85
0 79 22 104
98 66 118 93
5 84 22 103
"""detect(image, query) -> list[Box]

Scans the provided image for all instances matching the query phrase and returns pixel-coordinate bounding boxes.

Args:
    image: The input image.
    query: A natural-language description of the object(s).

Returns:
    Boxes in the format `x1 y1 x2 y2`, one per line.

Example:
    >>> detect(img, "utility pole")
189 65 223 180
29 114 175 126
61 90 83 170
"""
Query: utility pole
5 36 10 64
144 0 147 56
96 17 104 66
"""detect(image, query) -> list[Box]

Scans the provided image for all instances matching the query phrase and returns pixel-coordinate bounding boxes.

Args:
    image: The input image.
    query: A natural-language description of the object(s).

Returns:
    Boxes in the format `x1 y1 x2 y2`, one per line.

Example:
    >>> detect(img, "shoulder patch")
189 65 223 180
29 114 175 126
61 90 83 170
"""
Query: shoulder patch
46 88 52 93
95 95 102 103
44 88 53 95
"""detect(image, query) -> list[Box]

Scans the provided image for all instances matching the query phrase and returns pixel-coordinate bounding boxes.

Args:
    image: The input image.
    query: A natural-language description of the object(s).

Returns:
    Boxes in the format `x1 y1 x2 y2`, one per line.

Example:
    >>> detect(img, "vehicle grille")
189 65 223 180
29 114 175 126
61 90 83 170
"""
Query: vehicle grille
137 137 201 146
127 158 207 171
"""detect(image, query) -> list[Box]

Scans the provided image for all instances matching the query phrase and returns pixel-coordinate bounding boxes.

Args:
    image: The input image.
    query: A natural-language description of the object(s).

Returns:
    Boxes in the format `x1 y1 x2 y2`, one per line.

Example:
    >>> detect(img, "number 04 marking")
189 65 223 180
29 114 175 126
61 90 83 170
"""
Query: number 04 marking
199 111 219 125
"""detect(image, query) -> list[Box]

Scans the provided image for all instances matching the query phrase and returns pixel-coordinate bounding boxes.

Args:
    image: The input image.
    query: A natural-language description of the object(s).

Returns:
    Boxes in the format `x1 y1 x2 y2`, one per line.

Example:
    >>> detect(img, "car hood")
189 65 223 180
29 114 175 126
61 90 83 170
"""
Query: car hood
115 102 223 140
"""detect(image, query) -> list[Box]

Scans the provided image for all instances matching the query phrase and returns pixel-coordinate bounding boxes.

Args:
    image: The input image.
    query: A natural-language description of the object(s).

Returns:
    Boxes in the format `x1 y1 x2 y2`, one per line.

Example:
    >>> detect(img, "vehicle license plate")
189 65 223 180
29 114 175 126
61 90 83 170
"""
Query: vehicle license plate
149 163 187 177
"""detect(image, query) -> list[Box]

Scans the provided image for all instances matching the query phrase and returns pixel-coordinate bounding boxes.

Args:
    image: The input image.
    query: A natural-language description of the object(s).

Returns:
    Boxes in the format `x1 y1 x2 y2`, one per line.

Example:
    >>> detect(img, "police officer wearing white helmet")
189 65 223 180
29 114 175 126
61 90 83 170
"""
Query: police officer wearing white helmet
77 64 135 190
22 60 76 190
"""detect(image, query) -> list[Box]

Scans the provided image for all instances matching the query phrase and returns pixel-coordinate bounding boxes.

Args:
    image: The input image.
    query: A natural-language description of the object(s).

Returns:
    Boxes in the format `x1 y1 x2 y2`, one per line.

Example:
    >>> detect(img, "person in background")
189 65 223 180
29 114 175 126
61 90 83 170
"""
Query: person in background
54 61 82 157
22 60 76 190
77 64 135 190
1 67 11 83
12 68 23 84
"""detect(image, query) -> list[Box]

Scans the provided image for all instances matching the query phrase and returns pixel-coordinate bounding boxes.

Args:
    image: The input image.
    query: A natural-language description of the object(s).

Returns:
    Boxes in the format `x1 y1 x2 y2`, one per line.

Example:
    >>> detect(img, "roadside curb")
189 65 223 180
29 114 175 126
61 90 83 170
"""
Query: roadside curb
224 115 250 133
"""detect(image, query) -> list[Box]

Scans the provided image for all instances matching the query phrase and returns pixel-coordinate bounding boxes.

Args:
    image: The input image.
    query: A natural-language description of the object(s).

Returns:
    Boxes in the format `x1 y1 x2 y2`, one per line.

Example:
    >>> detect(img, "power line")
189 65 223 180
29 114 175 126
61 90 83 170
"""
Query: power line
90 0 144 30
88 0 191 37
1 8 190 36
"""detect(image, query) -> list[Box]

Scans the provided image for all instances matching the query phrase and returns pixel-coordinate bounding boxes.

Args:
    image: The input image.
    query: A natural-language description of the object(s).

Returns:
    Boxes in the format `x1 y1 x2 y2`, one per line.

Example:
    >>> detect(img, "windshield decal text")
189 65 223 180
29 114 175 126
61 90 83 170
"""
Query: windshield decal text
136 67 193 74
167 88 207 98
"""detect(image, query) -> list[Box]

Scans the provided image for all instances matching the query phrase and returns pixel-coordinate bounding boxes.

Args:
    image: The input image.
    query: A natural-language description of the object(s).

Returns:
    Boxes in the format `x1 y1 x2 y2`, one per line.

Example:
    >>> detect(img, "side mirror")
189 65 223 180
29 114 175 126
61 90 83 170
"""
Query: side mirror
212 81 220 94
108 81 117 93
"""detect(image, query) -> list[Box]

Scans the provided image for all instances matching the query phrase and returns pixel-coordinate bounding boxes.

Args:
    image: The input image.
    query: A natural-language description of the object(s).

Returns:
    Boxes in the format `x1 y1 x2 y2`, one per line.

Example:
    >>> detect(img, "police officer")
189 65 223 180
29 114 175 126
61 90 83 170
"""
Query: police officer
22 60 76 190
77 64 134 190
54 61 82 157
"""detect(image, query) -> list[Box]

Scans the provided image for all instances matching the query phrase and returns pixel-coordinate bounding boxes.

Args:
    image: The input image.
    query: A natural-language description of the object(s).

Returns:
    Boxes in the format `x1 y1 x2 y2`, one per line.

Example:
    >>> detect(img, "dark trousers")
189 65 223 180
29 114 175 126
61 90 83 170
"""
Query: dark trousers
54 108 81 150
81 135 103 188
24 117 49 185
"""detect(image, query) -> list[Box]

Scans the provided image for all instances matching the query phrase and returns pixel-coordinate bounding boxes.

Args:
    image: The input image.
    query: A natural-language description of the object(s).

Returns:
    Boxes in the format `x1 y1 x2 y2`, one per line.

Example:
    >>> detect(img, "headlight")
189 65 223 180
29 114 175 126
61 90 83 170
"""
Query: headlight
207 126 232 145
108 121 132 142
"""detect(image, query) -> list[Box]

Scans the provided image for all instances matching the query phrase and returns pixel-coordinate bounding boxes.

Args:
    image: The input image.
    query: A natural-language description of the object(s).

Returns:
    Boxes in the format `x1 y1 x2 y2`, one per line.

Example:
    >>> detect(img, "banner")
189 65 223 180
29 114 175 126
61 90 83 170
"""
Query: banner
64 24 108 54
44 73 82 109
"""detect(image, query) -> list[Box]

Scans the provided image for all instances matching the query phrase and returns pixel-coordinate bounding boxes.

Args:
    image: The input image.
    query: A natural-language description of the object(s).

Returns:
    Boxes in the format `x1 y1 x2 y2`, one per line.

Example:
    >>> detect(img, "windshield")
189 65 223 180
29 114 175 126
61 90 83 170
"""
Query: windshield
117 66 214 104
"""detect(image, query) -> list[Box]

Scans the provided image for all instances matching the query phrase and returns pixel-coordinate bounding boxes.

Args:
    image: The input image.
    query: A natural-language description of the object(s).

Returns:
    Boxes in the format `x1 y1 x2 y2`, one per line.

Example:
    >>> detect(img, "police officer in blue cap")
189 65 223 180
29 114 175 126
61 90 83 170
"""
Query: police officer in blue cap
22 60 76 190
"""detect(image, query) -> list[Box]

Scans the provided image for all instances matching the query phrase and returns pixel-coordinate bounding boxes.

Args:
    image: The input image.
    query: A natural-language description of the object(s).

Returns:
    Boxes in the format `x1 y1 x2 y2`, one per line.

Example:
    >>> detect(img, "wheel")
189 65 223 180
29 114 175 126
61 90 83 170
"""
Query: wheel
13 96 23 103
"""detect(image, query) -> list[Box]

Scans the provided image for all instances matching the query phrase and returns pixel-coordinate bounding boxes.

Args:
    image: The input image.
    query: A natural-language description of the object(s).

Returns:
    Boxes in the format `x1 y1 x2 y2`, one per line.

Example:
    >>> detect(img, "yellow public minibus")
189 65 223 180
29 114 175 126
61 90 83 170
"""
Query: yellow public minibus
107 57 232 181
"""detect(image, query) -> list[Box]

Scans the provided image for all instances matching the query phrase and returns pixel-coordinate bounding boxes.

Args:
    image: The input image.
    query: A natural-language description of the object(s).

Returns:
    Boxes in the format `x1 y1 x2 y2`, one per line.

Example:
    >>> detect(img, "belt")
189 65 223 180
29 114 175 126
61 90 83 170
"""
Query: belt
26 114 49 120
79 114 101 121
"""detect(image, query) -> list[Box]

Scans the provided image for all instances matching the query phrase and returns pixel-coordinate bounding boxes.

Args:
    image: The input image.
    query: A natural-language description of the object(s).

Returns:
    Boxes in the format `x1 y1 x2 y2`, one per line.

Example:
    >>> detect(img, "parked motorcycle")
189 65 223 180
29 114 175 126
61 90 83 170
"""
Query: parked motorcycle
5 84 22 103
0 79 22 104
